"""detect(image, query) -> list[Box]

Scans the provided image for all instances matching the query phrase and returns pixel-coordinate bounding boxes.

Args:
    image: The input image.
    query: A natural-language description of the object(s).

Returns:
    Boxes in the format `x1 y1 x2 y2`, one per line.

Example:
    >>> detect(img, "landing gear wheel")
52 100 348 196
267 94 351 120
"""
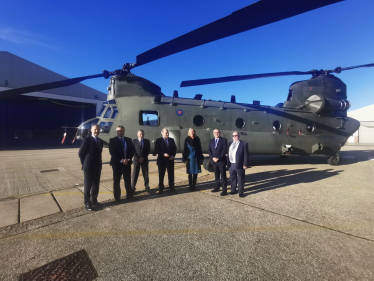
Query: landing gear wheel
328 154 340 166
203 158 214 172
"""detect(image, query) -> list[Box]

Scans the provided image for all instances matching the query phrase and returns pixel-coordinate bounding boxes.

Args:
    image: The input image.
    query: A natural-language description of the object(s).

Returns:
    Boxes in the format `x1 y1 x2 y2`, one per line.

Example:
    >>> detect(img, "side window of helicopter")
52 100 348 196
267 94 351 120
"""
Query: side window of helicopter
235 118 246 129
140 111 159 126
307 124 316 133
99 122 113 134
103 107 112 119
193 115 205 127
111 107 118 119
272 121 282 131
97 105 106 117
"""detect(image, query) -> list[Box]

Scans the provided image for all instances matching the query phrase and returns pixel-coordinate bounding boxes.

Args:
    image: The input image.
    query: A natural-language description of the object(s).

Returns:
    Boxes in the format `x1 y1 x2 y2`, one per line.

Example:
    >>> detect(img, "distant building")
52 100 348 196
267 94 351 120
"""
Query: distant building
347 104 374 144
0 51 107 148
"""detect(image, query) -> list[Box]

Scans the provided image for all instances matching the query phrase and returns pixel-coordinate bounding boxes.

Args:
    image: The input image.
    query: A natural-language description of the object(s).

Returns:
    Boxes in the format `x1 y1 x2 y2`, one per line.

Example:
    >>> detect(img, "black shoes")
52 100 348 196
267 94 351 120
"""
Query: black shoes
145 187 151 194
239 194 245 198
211 188 220 193
170 188 177 193
229 190 238 195
158 189 164 195
90 200 98 208
115 198 121 204
220 191 228 196
85 204 92 211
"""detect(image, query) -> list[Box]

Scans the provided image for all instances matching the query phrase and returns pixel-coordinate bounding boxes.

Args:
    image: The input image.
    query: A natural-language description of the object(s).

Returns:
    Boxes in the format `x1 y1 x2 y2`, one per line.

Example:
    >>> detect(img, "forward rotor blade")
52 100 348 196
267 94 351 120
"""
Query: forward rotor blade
180 71 310 87
0 73 105 99
135 0 343 67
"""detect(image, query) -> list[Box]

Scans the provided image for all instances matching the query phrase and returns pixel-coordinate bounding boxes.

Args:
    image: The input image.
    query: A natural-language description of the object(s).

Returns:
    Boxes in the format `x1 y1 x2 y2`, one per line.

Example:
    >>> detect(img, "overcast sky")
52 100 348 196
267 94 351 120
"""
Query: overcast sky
1 0 373 110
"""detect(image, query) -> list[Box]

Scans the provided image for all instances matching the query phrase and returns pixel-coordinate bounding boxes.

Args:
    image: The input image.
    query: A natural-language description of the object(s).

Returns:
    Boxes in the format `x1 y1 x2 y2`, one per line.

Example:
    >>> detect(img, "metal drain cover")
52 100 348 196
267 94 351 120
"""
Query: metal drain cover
19 249 98 281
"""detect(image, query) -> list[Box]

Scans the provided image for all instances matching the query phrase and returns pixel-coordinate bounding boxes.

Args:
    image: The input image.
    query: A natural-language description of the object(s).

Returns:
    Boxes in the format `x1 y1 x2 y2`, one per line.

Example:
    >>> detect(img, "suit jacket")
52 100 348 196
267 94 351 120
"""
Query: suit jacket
78 136 103 171
133 138 150 164
208 137 228 166
109 136 134 167
155 137 177 166
228 140 249 168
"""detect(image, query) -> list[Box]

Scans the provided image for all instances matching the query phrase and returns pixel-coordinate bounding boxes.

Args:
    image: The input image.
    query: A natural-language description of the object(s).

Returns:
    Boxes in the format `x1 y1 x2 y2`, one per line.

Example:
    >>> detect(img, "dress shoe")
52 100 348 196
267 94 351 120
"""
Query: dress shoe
220 191 228 196
90 200 98 207
170 188 177 193
115 198 121 204
211 188 220 193
85 204 92 211
239 194 245 198
229 190 238 195
145 187 151 194
158 190 164 195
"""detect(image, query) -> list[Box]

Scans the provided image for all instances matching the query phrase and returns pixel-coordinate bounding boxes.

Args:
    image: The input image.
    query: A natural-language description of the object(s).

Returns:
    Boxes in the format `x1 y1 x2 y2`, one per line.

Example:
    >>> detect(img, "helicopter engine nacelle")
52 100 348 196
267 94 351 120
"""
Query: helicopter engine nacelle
304 94 351 113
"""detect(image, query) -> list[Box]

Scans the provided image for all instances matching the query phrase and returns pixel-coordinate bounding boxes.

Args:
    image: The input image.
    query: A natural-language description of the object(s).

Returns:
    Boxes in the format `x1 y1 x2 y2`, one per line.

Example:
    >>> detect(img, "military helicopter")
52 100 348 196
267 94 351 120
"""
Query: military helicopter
0 0 367 169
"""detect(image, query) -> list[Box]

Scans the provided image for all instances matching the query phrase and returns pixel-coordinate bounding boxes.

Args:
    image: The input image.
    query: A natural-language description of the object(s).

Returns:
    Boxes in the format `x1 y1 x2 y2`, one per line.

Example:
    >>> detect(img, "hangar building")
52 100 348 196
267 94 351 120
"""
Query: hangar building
347 104 374 144
0 51 107 148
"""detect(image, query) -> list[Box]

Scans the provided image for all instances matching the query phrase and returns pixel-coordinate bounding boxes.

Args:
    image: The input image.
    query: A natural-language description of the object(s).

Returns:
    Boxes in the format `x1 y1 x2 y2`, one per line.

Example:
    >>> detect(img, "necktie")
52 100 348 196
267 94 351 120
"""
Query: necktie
164 138 168 147
140 139 143 149
122 138 127 159
215 138 218 148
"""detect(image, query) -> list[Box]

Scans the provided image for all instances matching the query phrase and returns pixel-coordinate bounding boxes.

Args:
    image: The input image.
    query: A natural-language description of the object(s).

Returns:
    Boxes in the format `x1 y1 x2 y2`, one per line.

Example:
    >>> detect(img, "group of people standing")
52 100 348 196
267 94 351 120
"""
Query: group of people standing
78 125 248 211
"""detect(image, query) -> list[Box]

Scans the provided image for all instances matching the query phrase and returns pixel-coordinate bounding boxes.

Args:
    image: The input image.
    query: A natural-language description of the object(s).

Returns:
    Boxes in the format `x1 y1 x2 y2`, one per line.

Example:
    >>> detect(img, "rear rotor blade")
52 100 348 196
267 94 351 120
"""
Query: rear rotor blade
335 63 374 73
180 71 311 87
135 0 343 67
0 73 105 99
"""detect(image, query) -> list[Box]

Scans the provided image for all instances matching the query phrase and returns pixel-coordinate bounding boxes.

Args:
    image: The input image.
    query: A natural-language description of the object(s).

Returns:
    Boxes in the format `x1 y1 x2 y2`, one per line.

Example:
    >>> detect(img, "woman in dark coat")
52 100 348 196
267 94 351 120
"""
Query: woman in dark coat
183 128 204 191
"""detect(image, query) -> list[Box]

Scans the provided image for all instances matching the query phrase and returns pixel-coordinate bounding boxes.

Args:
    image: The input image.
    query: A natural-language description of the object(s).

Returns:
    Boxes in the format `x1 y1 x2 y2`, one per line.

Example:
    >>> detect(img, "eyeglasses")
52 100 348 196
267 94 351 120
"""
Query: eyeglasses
232 135 239 137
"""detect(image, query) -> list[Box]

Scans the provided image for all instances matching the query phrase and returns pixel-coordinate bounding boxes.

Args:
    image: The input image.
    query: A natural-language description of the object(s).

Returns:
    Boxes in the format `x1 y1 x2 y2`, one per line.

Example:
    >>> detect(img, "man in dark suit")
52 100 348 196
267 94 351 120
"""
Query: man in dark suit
78 124 103 211
208 128 228 196
132 130 151 193
155 128 177 194
228 131 248 198
109 126 134 202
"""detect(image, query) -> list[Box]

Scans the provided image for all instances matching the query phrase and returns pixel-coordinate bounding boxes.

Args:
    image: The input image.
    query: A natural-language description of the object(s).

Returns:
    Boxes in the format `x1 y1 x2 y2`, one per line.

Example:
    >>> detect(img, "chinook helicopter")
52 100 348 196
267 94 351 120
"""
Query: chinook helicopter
0 0 367 168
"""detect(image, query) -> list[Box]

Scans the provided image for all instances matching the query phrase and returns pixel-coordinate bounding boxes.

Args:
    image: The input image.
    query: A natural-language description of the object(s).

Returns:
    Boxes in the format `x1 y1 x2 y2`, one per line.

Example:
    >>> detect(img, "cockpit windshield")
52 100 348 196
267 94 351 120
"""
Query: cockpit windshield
80 118 100 129
97 106 105 117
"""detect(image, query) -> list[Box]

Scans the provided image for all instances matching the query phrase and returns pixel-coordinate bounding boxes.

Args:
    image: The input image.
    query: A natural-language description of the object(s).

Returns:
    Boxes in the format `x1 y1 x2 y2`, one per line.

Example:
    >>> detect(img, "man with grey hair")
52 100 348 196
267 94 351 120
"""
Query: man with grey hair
109 126 134 202
155 128 177 194
78 124 103 211
228 131 248 198
132 130 151 193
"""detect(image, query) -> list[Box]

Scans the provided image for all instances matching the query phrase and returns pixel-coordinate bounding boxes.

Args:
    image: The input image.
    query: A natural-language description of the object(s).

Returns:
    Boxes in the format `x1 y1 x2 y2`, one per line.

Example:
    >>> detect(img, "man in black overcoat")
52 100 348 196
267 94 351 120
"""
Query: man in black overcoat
155 128 177 194
78 124 103 211
228 131 248 198
208 128 228 196
132 129 151 193
109 126 134 202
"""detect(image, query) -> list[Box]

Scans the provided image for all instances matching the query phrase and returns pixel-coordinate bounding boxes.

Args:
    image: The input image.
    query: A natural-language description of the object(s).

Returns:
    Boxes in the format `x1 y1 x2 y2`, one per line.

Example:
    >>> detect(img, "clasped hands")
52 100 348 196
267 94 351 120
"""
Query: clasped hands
164 153 174 160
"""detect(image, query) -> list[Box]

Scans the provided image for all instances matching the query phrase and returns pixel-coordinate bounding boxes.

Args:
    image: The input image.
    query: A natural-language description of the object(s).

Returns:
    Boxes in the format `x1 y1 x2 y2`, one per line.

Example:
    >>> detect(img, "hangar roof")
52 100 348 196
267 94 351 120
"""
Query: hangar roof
0 51 106 101
348 104 374 122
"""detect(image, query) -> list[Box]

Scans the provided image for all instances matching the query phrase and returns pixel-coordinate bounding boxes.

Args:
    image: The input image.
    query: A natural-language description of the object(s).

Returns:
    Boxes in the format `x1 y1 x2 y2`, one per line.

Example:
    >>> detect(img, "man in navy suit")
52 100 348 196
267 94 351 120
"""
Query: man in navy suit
208 128 228 196
132 130 151 193
109 126 134 202
228 131 248 198
155 128 177 194
78 124 103 211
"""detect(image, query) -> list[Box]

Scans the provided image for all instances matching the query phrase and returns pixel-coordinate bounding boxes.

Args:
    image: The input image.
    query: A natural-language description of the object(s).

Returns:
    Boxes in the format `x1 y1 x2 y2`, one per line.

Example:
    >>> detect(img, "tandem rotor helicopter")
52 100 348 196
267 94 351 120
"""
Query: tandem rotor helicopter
0 0 371 168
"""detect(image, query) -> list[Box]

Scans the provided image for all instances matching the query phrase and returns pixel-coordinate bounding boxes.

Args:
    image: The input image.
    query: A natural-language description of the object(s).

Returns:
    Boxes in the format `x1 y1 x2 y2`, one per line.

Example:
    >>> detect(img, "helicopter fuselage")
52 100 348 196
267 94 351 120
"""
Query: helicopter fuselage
76 75 360 159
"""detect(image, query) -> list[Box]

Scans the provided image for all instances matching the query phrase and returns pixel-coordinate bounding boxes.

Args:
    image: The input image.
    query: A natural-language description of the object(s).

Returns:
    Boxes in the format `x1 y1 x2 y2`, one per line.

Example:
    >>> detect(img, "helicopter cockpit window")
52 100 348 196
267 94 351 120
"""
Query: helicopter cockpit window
193 115 205 127
97 105 105 117
307 124 316 133
103 107 112 119
140 111 159 126
235 118 246 129
80 118 100 130
112 107 118 119
273 121 282 131
100 122 113 134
